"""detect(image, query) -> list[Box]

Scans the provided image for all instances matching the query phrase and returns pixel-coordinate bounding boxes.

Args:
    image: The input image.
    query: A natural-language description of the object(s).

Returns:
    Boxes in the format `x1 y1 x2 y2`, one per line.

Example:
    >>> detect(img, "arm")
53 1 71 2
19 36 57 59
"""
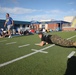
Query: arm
12 20 14 26
10 17 14 26
35 41 45 46
4 21 7 27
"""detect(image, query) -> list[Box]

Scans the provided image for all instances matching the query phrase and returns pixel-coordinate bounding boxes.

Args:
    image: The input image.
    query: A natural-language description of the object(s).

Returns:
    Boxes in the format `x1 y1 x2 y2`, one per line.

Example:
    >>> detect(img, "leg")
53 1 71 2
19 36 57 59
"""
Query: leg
51 35 76 47
7 25 12 38
8 29 11 36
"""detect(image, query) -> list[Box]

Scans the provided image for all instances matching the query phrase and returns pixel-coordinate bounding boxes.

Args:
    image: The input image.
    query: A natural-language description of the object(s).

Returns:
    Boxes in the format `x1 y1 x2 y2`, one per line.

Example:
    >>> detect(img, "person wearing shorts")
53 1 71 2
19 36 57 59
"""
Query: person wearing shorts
35 32 76 48
4 13 14 38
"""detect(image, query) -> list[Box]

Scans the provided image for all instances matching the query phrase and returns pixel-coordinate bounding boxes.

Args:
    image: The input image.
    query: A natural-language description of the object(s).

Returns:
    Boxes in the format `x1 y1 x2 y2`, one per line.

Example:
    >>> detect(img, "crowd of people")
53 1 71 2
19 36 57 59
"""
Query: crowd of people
0 13 59 38
0 13 76 48
0 13 35 38
0 28 9 38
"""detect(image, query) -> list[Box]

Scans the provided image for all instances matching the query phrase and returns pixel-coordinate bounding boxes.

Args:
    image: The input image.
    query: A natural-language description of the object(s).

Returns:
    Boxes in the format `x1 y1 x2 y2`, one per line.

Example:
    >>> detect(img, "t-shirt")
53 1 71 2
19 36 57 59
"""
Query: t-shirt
41 34 52 44
6 17 13 25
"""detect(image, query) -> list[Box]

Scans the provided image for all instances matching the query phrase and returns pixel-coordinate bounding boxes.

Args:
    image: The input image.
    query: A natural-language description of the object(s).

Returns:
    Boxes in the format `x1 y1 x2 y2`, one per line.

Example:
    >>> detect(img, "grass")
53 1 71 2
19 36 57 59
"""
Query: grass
0 31 76 75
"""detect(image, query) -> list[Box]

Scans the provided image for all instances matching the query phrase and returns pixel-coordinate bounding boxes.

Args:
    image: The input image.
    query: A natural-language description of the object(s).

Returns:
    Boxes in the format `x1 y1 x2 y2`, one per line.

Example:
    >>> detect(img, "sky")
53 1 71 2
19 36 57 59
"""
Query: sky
0 0 76 21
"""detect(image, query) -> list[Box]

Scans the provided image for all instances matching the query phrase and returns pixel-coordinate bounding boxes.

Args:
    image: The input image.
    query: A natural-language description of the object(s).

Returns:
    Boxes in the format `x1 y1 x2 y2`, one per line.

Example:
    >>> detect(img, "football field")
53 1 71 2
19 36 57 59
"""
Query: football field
0 31 76 75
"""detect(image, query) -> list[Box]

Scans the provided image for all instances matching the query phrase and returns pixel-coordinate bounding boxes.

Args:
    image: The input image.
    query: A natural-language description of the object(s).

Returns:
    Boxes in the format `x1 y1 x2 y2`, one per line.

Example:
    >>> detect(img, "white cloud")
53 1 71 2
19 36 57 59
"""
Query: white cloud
20 14 57 21
0 6 76 21
0 6 38 14
26 9 76 21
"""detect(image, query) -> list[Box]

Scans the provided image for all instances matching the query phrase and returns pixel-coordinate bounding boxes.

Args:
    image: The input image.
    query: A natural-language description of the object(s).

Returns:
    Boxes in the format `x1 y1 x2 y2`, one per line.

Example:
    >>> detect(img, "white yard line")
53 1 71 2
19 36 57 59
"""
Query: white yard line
67 51 76 58
0 44 54 67
31 45 56 53
31 49 48 53
67 35 76 40
0 35 76 67
18 44 30 48
6 42 17 45
0 40 7 42
67 35 76 58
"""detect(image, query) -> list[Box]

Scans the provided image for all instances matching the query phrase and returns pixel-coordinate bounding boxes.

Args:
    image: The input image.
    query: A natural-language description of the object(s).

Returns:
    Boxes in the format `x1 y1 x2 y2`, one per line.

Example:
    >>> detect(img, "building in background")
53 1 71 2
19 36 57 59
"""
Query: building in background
33 20 70 31
64 16 75 22
0 19 30 29
63 16 76 31
0 16 76 32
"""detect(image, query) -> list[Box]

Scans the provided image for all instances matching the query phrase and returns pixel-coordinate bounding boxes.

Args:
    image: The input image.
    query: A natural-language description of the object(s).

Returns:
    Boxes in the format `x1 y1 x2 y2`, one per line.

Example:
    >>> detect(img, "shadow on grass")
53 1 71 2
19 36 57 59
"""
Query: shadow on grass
64 56 76 75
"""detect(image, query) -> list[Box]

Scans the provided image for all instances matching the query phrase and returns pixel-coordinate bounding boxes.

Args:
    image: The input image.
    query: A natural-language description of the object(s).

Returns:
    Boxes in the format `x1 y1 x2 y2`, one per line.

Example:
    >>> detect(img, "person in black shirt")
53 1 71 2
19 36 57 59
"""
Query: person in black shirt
35 32 76 47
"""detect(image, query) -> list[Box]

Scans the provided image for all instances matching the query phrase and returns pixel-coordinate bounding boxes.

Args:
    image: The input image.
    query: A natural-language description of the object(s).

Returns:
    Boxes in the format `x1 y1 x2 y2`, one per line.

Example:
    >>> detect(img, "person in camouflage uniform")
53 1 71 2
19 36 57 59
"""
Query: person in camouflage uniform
50 35 75 47
35 32 76 47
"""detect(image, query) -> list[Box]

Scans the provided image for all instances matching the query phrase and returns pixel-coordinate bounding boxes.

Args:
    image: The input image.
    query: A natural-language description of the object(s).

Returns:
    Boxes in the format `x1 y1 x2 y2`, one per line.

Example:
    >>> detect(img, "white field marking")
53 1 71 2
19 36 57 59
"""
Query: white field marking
0 35 76 67
67 51 76 58
67 35 76 59
0 40 7 43
67 35 76 40
0 44 55 67
31 49 48 53
6 42 17 45
18 44 30 48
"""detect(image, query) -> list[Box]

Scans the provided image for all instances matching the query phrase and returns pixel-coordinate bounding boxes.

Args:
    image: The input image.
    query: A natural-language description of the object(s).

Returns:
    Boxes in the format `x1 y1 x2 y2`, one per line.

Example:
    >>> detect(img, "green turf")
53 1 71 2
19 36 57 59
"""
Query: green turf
0 31 76 75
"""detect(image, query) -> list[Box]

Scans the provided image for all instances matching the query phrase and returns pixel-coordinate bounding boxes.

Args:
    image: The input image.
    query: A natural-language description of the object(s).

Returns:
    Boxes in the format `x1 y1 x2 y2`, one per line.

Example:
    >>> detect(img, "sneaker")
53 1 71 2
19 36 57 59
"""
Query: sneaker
8 36 12 38
8 36 10 38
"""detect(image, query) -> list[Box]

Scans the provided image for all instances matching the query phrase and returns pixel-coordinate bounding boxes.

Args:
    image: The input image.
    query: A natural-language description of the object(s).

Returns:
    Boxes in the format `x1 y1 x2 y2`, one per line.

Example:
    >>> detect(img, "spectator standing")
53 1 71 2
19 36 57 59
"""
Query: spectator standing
4 13 14 38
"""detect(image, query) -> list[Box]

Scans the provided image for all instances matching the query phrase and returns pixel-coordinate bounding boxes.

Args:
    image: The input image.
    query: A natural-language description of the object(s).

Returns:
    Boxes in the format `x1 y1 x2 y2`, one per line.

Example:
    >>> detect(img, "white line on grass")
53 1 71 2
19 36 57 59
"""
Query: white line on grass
18 44 30 48
0 40 7 42
67 35 76 40
31 49 48 53
0 35 76 67
6 42 17 45
31 44 55 53
67 51 76 58
0 44 54 67
67 35 76 59
33 50 48 53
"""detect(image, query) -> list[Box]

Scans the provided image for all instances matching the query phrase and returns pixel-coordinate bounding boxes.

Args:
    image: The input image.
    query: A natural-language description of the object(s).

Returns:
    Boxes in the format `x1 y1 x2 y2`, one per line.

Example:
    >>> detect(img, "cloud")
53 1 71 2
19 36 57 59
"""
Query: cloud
0 6 38 14
0 6 62 15
24 9 76 21
20 14 58 21
0 6 76 21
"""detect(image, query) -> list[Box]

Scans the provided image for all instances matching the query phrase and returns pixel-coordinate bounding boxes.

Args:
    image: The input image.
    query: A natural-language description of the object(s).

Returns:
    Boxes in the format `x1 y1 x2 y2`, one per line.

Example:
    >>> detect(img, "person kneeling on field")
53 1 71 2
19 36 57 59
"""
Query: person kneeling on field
35 32 76 47
0 28 5 38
